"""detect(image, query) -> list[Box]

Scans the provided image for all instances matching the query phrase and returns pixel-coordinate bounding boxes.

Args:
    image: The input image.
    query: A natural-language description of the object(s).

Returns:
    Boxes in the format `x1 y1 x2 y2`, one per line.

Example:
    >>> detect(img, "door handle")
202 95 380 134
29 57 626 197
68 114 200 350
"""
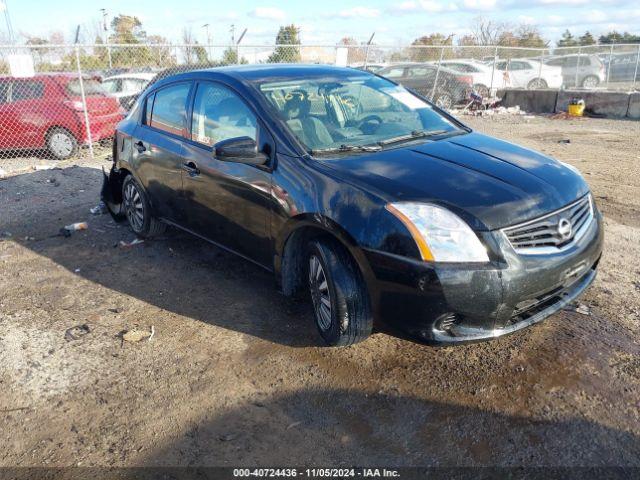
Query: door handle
182 161 200 177
134 141 146 153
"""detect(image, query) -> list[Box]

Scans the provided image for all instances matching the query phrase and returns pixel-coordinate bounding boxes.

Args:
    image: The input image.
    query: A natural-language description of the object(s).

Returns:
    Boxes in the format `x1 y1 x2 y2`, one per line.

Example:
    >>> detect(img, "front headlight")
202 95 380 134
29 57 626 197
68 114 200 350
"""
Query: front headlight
386 203 489 262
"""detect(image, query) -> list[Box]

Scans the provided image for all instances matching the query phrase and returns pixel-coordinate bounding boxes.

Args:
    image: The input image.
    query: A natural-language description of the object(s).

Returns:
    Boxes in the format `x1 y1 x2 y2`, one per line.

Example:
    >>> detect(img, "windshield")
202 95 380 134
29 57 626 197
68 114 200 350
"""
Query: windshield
258 74 462 153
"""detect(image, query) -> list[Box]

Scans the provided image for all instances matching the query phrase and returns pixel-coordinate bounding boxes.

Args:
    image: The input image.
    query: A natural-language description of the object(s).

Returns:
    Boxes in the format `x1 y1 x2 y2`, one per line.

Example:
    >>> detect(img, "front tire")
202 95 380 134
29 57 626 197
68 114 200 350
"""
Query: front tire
46 127 78 160
307 238 372 346
122 175 166 238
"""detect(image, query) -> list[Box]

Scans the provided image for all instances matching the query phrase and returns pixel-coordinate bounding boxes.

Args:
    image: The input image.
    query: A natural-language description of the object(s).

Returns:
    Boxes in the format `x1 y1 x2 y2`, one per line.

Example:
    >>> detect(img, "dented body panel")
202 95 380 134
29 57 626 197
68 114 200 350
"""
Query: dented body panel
106 64 603 344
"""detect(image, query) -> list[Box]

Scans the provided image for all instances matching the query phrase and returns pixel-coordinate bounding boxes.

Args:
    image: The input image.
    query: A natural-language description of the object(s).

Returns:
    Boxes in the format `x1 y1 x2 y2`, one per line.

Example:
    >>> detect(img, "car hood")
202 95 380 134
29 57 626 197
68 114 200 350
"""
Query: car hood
318 132 590 231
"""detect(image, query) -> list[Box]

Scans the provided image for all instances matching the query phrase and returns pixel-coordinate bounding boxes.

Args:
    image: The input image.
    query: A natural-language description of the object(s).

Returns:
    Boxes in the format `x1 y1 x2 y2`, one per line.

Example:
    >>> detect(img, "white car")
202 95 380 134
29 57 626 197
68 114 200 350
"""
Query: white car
439 59 510 96
493 59 563 89
101 73 155 109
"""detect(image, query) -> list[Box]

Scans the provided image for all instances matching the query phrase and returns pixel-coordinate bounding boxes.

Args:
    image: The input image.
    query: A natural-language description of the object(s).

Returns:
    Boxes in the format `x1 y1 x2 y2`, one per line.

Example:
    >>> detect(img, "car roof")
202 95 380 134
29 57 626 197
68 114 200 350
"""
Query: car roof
154 64 372 88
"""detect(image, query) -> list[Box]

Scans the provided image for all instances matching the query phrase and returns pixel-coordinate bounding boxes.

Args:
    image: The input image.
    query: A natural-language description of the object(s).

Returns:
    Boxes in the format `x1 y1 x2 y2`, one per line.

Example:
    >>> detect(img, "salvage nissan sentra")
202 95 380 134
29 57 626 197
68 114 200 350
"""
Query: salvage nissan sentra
103 64 603 346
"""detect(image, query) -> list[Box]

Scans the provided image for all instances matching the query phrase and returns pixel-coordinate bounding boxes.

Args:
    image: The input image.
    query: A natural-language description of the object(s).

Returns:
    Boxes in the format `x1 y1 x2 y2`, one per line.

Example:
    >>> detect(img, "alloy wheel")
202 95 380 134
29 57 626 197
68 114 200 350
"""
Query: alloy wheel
309 254 332 331
124 181 144 232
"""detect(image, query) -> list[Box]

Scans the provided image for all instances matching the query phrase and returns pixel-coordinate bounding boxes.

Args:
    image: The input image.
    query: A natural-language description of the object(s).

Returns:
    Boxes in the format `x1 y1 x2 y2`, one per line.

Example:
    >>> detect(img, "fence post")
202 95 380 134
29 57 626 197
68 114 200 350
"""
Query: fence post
537 47 544 88
574 46 582 87
633 44 640 90
606 43 614 87
489 45 498 96
430 45 445 101
74 45 94 159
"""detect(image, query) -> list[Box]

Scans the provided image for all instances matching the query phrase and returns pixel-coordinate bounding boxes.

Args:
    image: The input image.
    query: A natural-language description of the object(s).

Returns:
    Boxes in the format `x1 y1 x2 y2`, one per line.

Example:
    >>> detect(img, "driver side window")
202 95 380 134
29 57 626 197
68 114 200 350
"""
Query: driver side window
191 83 257 147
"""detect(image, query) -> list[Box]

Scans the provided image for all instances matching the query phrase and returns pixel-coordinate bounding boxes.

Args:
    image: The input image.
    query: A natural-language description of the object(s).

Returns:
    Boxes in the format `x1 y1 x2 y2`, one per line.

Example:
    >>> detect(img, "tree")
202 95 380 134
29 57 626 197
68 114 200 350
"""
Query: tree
557 29 578 47
599 31 640 44
25 36 50 64
408 33 455 61
515 25 547 49
468 17 509 46
578 31 596 46
148 35 176 67
268 25 301 63
110 14 146 44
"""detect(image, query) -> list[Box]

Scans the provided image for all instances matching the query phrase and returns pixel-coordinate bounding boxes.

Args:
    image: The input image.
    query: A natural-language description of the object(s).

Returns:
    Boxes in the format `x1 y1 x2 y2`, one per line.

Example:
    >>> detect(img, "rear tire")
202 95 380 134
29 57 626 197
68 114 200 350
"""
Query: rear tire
434 92 453 110
307 238 372 347
527 78 548 89
122 175 166 238
581 75 599 88
46 127 78 160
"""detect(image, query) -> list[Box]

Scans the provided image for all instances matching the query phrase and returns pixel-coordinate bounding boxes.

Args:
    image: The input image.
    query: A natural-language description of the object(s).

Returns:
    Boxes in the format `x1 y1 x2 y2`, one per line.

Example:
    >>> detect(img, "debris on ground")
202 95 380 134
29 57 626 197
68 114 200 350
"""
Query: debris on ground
565 303 591 315
558 139 571 144
0 168 7 178
90 201 108 215
33 165 57 171
120 326 155 343
287 421 302 430
118 238 144 249
24 236 35 241
219 434 235 442
59 222 88 238
0 232 11 239
64 324 91 341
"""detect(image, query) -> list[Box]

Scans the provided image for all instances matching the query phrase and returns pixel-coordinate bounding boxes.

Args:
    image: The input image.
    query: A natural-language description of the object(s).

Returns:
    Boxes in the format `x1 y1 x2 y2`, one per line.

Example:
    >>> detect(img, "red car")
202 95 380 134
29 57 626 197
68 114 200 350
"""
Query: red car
0 73 124 159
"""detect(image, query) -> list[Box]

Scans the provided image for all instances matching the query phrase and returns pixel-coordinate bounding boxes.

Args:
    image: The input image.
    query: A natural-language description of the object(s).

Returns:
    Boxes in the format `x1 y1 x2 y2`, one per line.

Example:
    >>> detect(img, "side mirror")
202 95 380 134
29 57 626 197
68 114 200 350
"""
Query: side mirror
214 136 268 166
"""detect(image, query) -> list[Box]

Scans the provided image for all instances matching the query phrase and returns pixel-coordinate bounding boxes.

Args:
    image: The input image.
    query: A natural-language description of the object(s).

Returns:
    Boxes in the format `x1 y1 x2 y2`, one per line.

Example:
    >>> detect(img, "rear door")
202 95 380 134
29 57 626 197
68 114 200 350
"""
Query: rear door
180 81 274 266
0 80 19 149
132 82 193 221
10 79 47 149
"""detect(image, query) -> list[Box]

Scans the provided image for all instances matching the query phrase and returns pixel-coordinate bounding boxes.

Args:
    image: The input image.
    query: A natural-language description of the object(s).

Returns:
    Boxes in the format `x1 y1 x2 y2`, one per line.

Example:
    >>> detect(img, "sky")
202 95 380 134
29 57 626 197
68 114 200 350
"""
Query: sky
2 0 640 46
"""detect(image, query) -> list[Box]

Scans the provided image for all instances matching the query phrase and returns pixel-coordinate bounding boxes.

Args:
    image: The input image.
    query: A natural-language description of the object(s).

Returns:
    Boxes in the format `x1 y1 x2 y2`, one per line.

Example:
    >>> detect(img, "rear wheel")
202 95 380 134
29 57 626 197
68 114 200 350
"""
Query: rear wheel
473 84 489 98
46 127 78 160
581 75 599 88
307 238 372 346
122 175 166 238
527 78 548 89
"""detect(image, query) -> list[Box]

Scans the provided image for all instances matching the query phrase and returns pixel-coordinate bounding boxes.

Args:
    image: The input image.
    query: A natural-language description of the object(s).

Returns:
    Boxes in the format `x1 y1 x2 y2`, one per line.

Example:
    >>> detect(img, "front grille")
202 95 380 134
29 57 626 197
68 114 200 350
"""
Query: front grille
503 195 594 255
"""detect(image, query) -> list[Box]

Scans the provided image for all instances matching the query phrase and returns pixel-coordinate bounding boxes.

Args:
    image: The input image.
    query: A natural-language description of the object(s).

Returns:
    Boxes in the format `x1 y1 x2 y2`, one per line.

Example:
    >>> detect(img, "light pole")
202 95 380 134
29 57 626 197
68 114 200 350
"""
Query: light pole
1 0 16 45
202 23 211 62
100 8 112 69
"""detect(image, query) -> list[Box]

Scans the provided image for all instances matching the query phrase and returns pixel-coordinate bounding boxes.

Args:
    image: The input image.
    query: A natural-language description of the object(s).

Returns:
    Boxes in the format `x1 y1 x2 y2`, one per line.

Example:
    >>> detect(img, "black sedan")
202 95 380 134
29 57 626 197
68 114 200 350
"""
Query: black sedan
104 64 603 346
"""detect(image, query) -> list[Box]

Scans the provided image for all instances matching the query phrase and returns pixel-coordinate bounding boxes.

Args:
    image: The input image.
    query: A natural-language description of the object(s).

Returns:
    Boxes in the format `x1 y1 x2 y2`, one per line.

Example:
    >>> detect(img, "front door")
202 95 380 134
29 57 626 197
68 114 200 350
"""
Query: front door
133 82 192 221
180 81 273 267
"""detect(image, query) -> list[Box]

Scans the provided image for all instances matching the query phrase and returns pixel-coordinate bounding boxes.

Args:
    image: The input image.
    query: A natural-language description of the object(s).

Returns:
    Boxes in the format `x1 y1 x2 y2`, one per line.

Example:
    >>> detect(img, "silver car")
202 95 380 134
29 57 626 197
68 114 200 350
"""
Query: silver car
543 54 605 88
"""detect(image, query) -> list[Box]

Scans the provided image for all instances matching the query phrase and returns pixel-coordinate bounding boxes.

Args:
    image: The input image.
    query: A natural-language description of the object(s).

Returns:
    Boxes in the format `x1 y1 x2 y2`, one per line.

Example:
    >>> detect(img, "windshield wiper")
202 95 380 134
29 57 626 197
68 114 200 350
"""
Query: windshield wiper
377 129 451 147
311 144 382 155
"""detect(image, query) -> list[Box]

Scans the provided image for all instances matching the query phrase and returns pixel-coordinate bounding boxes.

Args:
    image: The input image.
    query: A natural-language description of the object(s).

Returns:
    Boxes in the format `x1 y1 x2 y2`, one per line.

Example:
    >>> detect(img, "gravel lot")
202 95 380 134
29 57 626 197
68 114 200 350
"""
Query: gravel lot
0 114 639 468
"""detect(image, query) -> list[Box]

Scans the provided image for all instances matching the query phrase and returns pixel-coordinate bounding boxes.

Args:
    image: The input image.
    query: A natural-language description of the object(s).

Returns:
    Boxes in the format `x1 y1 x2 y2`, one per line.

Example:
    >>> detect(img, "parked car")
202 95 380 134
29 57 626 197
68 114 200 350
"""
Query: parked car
376 63 472 109
104 64 603 347
493 59 563 89
439 59 510 96
0 73 124 159
353 63 386 73
541 54 605 88
600 52 640 83
102 72 156 110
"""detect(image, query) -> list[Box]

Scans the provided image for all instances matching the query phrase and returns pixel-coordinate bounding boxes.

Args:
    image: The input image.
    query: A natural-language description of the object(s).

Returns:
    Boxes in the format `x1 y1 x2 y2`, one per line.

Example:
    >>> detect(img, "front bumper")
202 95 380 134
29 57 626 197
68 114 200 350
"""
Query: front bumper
365 210 604 344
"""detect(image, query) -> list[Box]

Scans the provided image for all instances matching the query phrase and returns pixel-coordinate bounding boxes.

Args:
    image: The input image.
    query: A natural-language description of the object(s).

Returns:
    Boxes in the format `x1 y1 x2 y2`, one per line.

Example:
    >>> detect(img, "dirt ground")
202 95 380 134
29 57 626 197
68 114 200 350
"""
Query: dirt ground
0 114 639 469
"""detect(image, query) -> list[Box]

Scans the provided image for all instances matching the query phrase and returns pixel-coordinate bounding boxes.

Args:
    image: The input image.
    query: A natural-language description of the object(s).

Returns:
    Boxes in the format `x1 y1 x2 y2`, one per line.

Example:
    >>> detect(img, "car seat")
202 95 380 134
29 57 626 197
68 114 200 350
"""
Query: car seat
283 90 333 149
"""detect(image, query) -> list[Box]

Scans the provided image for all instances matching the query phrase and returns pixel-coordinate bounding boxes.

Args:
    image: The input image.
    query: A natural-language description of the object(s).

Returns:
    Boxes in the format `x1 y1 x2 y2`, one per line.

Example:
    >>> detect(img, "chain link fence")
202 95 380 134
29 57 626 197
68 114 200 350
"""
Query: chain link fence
0 42 638 163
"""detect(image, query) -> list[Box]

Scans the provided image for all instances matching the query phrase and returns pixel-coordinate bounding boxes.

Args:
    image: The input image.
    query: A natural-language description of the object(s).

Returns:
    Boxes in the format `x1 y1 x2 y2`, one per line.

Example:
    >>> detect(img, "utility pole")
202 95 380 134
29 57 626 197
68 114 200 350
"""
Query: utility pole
99 8 112 69
230 24 235 45
202 23 211 61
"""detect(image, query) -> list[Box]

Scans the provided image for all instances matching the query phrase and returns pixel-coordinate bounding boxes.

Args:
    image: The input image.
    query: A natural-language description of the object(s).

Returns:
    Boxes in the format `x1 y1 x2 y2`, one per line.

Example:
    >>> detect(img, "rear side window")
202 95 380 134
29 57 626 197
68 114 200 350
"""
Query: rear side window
149 83 190 136
191 83 257 146
12 80 44 101
382 67 405 78
67 79 107 96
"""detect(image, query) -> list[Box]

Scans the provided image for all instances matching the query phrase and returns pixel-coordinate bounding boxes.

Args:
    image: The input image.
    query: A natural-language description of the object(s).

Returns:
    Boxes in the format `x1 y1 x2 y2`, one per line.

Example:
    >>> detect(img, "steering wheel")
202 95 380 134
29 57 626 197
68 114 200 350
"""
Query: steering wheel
357 115 383 135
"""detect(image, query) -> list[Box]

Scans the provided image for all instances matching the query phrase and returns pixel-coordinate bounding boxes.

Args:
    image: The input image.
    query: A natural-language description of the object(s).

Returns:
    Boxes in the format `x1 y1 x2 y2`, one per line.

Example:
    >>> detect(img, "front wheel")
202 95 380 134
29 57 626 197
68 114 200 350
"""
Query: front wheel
122 175 166 238
307 239 372 346
434 92 453 110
